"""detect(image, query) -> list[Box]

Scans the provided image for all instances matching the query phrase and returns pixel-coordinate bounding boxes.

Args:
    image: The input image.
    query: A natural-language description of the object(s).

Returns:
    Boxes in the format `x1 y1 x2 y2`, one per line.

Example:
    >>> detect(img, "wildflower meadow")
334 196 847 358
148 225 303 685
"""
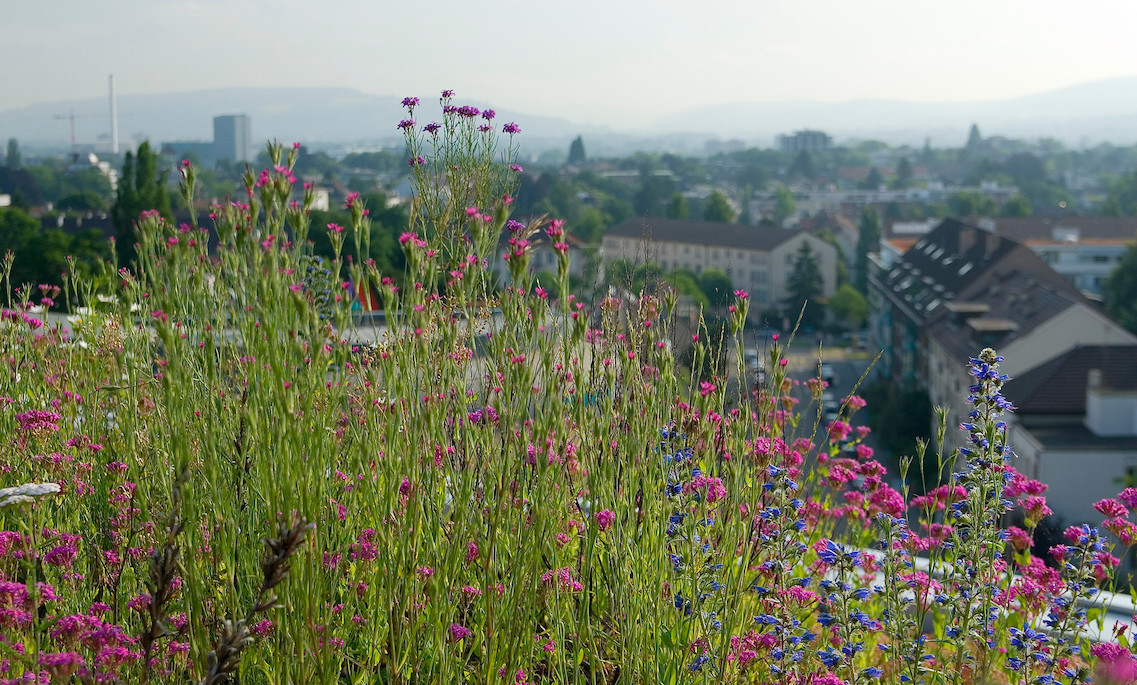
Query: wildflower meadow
3 92 1137 684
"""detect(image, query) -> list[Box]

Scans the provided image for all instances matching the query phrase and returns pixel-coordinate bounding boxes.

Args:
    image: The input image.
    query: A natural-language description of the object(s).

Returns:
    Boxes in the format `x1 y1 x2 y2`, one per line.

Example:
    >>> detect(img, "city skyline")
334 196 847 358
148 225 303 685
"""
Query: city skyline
2 0 1137 131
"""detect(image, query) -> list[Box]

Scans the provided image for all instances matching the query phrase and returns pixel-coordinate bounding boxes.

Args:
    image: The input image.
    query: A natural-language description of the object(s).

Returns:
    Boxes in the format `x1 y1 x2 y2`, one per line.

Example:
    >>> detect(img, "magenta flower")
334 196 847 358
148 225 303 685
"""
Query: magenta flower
502 122 521 134
441 89 455 98
449 623 473 642
595 509 616 531
401 96 419 108
424 122 441 134
397 119 415 130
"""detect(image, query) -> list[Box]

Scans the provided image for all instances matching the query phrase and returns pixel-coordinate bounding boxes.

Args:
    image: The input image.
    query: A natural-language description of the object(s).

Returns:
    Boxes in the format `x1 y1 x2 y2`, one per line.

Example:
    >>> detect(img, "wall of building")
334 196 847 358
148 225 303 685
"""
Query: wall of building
1036 446 1137 526
1001 305 1137 377
1086 389 1137 437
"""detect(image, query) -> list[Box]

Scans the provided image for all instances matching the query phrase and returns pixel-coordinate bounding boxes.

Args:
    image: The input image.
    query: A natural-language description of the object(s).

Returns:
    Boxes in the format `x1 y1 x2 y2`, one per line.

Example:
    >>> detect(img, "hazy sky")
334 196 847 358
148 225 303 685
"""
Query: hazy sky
3 0 1136 129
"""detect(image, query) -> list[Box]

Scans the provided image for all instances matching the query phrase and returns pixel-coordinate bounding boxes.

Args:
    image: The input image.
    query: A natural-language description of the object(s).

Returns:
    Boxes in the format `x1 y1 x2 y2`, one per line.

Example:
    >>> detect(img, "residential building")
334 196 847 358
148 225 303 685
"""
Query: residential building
979 216 1137 296
213 115 252 165
778 130 832 153
1003 345 1137 526
869 218 1135 388
601 218 838 315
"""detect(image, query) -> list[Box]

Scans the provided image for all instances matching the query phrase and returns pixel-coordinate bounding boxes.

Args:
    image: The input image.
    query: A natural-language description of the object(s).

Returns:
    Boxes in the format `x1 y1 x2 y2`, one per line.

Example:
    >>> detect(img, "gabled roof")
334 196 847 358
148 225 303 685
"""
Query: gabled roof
605 218 805 252
1004 345 1137 415
986 216 1137 244
875 218 1085 328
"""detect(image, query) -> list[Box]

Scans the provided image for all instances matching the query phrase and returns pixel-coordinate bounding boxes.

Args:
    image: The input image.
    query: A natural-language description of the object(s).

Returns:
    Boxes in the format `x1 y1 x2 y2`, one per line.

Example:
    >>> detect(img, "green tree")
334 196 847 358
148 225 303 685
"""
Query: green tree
57 190 108 212
112 141 173 267
1003 153 1047 187
855 206 881 293
784 240 825 328
1000 194 1032 217
1104 245 1137 334
892 157 913 189
828 283 868 329
0 207 109 294
1103 170 1137 216
788 151 815 180
567 136 586 166
947 191 996 217
773 184 795 227
702 190 734 224
697 268 734 308
633 174 676 217
666 192 689 220
5 138 20 169
860 167 884 190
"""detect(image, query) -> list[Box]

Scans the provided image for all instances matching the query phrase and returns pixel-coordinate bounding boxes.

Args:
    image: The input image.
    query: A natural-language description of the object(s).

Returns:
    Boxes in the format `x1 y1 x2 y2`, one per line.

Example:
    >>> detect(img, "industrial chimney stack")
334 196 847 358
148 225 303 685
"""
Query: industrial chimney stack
108 74 119 155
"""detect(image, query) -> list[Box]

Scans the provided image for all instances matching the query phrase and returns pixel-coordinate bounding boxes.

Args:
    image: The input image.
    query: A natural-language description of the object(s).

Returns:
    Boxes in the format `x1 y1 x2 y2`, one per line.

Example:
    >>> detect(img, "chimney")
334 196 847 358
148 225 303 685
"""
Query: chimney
1087 368 1103 391
108 74 119 155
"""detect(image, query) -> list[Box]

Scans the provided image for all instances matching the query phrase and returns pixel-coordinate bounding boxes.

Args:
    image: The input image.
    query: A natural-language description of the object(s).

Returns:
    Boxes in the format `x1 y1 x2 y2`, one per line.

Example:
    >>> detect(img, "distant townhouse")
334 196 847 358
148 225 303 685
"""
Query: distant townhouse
601 218 838 315
979 216 1137 296
869 218 1135 385
868 217 1137 459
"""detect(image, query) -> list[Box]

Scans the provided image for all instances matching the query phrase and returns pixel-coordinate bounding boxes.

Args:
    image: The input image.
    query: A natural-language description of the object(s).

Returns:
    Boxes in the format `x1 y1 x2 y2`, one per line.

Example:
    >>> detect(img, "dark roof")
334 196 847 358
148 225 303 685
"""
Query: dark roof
876 218 1086 329
987 216 1137 244
605 218 802 252
1014 418 1137 452
1004 345 1137 415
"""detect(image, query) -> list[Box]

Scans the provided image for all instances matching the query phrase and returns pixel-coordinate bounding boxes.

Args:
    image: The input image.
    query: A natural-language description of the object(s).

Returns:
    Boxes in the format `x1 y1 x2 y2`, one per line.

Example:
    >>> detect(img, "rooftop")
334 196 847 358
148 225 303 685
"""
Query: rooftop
1004 344 1137 415
605 218 805 252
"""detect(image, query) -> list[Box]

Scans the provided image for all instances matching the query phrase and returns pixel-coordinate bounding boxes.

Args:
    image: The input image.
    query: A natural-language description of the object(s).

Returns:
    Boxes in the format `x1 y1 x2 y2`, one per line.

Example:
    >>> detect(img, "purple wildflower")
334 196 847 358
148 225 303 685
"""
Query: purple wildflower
502 122 521 134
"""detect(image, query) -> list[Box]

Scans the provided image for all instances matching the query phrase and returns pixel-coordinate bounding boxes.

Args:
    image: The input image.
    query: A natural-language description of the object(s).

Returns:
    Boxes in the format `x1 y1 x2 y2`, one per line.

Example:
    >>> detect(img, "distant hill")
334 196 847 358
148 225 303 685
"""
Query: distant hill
0 87 613 156
650 76 1137 146
3 77 1137 156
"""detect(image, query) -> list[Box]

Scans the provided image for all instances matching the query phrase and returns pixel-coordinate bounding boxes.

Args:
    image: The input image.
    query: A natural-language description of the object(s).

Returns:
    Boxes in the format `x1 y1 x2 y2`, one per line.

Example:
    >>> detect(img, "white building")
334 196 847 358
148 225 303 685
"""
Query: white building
1003 346 1137 527
601 218 838 314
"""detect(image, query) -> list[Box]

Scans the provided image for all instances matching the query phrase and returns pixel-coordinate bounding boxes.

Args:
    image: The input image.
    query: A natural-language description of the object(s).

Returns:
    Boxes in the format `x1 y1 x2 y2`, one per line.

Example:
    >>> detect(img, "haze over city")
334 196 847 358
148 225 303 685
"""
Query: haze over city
3 0 1137 134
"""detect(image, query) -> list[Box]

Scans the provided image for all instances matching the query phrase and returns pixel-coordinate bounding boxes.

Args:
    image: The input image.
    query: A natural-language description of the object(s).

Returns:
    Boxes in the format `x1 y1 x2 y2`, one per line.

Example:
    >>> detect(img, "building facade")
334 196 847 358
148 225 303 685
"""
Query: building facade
601 218 838 314
213 114 252 164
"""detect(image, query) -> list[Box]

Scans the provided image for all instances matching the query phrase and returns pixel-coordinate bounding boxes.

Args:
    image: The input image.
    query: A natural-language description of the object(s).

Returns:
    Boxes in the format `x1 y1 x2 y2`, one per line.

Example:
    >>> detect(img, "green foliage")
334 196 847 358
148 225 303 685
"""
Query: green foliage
665 192 689 219
5 138 20 169
0 207 110 294
697 267 733 308
947 191 997 217
1104 244 1137 334
56 190 108 212
892 157 913 189
828 283 868 329
1000 194 1032 217
341 149 404 175
633 173 677 217
773 183 795 227
112 141 173 267
567 136 586 165
860 167 883 190
788 150 815 180
784 240 824 328
1103 170 1137 216
702 190 734 223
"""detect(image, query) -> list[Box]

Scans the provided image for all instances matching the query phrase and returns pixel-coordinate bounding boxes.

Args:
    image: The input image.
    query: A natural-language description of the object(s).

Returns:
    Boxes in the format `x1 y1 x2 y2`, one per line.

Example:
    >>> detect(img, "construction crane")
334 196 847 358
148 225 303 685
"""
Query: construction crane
54 110 101 151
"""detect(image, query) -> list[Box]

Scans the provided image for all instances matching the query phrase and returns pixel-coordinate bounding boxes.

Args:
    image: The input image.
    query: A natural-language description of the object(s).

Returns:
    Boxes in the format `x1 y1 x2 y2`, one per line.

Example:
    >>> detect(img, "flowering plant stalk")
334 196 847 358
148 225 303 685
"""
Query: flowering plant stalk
0 93 1136 684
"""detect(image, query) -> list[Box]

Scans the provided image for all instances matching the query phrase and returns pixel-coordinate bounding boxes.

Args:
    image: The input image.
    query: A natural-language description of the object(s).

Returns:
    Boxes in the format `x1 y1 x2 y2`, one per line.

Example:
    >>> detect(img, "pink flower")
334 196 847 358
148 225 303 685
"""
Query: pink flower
449 623 473 642
595 509 616 531
1118 487 1137 509
1096 498 1129 519
686 475 727 502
